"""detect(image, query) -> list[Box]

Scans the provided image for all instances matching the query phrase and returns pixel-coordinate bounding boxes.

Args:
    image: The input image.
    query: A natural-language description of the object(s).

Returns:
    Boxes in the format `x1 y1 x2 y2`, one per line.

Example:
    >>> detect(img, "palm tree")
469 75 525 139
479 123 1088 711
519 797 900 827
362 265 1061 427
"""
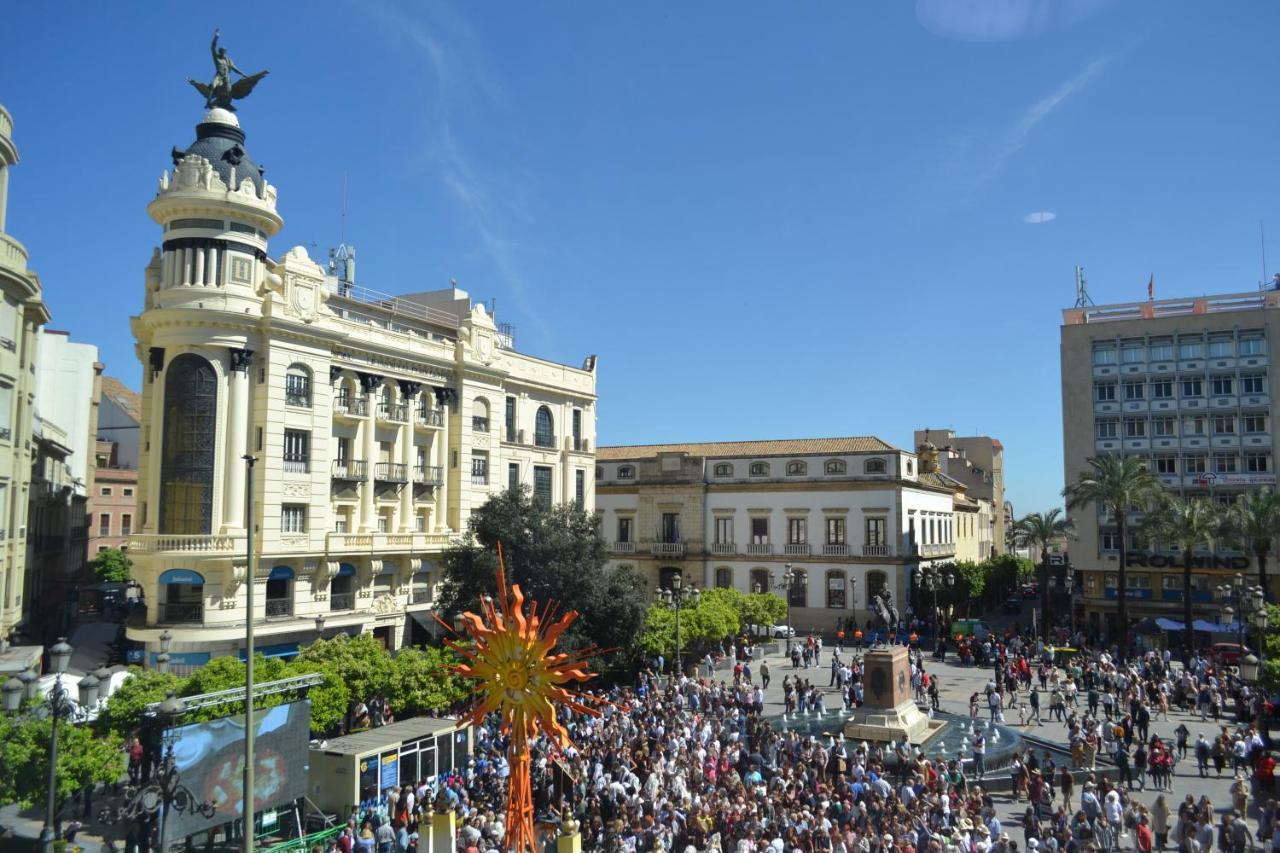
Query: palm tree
1013 509 1073 640
1064 455 1163 654
1141 495 1220 654
1227 488 1280 601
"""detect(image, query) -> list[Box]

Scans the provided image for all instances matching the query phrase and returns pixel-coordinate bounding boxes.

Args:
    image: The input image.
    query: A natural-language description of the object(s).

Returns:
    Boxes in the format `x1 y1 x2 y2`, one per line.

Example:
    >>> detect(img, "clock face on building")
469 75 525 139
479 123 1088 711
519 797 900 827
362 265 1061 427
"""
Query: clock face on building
868 667 888 702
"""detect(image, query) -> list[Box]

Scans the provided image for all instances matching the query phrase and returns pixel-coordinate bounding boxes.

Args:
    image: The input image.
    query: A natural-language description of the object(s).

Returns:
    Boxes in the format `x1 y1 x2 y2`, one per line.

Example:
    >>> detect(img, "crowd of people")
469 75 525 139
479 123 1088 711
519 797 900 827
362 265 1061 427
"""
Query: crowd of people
318 626 1280 853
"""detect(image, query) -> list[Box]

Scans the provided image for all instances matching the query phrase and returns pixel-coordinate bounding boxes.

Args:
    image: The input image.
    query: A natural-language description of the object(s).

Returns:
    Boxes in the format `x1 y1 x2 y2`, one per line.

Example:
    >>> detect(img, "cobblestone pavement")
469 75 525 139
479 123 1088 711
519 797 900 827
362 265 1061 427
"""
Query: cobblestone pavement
735 641 1252 846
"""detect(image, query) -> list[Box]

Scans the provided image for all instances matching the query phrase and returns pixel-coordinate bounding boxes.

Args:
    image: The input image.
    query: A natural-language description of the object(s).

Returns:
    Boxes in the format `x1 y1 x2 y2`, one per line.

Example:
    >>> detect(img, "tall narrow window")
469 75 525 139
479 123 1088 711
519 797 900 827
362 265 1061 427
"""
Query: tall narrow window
283 429 310 473
99 513 110 537
787 517 807 545
750 517 769 544
661 513 680 543
507 462 519 492
865 518 886 547
575 469 585 506
715 517 734 545
572 409 582 450
285 366 312 407
121 513 132 536
281 504 307 533
160 354 217 534
471 452 489 485
535 406 554 448
617 517 633 544
826 517 846 545
505 396 516 441
533 466 553 504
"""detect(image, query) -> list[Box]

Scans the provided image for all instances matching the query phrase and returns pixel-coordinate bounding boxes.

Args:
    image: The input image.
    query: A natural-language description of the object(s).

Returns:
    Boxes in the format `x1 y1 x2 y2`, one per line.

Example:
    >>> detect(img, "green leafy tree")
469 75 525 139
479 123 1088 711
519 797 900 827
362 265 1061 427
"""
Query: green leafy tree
388 646 467 716
0 712 123 809
95 668 183 740
438 488 647 661
739 592 787 634
179 654 294 721
1064 455 1162 650
1013 509 1072 639
1228 488 1280 605
294 633 395 709
88 548 132 583
1142 495 1221 652
637 592 739 667
945 560 985 615
1260 603 1280 690
286 661 348 736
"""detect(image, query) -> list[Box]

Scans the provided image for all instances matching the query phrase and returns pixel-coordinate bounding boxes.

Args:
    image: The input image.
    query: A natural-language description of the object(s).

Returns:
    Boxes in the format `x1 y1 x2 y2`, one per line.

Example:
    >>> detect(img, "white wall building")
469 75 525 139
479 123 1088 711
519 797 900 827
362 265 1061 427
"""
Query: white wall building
35 329 99 491
125 104 596 668
596 437 964 633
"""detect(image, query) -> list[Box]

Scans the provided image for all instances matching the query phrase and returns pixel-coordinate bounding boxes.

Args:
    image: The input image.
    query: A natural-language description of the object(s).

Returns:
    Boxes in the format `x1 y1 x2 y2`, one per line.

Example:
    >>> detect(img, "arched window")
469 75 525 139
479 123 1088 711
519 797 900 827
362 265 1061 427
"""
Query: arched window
617 465 635 480
825 459 846 475
750 568 771 594
787 569 808 607
330 563 356 610
749 461 769 477
658 567 683 591
786 460 807 476
826 571 847 609
535 406 555 447
713 463 732 477
715 567 732 589
864 458 886 474
473 397 490 433
160 354 218 535
285 364 312 407
266 565 294 617
906 460 914 475
158 569 205 624
866 570 888 604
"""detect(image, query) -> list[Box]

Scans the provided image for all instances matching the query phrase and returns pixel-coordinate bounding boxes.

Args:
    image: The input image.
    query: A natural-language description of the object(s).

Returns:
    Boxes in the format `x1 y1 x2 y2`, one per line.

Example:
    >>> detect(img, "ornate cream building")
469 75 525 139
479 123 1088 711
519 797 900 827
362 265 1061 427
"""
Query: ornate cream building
0 104 52 644
596 437 979 633
126 105 596 667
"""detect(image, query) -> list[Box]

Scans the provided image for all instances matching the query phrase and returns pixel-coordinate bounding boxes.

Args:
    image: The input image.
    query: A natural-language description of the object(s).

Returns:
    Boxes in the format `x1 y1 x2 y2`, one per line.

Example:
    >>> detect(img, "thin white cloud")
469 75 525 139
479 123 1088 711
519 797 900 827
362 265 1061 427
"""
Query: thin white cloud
1024 211 1057 224
359 1 550 340
916 0 1116 43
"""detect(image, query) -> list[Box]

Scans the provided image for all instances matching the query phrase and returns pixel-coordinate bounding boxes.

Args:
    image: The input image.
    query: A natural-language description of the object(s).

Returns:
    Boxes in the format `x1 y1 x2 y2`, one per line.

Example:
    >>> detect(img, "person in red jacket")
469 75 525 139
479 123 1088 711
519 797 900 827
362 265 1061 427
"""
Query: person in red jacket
1135 813 1154 853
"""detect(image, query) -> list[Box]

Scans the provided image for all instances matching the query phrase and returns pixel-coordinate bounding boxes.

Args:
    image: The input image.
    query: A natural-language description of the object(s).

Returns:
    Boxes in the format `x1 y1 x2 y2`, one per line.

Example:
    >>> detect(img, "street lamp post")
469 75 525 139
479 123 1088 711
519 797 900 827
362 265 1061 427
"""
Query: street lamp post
156 629 173 674
1216 573 1266 656
918 567 955 641
1064 569 1076 638
657 576 700 677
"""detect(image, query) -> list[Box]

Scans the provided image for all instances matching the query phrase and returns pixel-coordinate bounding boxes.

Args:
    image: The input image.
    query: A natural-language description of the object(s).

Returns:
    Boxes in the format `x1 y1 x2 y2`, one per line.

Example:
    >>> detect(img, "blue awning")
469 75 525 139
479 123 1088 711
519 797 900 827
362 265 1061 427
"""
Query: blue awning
268 565 295 581
239 642 300 660
1152 617 1243 633
337 563 356 577
159 569 205 586
149 651 210 667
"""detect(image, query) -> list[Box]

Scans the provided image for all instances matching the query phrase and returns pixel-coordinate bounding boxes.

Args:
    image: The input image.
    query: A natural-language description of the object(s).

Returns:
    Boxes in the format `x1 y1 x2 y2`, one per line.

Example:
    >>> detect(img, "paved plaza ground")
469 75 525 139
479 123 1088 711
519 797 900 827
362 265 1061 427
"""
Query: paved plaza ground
736 637 1254 846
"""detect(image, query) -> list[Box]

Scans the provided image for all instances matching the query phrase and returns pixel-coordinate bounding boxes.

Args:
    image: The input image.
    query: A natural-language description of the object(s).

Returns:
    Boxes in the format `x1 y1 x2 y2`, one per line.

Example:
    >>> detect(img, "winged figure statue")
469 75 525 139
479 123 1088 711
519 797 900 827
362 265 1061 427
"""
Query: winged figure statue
188 30 268 111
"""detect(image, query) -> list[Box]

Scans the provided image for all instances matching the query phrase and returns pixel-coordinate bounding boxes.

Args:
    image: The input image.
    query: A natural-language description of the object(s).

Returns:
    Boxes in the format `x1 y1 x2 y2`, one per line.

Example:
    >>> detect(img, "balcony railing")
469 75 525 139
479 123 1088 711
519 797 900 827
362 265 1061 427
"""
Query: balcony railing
128 534 238 554
285 390 311 407
0 426 10 441
612 541 636 553
746 543 773 556
413 465 444 485
333 395 369 417
283 456 310 474
534 432 556 449
862 544 890 557
378 402 408 422
330 593 355 611
505 427 518 443
332 459 368 480
376 462 409 482
416 408 443 427
823 544 850 557
919 542 955 557
265 598 293 618
326 531 454 552
159 602 204 624
784 543 811 556
652 542 686 557
412 587 433 605
472 417 490 433
471 473 489 486
571 436 584 451
710 542 735 555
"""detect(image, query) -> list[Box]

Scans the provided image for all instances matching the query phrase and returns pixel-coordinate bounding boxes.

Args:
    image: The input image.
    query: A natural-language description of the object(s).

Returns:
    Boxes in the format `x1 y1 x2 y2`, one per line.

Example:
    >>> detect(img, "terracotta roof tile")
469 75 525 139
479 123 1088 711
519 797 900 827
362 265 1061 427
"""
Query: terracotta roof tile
100 375 141 423
597 436 899 461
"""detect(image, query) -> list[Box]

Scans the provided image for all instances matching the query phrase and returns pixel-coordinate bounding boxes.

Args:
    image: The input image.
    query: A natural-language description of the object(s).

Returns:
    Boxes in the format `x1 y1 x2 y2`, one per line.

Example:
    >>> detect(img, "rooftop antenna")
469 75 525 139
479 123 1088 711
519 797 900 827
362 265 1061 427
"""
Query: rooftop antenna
1261 220 1269 291
340 172 348 247
327 174 356 294
1073 265 1094 308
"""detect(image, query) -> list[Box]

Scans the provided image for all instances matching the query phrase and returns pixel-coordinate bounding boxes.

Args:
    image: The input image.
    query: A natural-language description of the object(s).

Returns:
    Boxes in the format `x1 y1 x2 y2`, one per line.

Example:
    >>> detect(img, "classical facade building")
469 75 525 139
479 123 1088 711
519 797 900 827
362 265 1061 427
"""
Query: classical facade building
596 437 973 633
913 429 1005 558
126 104 596 667
1061 288 1280 637
90 376 142 554
0 104 51 644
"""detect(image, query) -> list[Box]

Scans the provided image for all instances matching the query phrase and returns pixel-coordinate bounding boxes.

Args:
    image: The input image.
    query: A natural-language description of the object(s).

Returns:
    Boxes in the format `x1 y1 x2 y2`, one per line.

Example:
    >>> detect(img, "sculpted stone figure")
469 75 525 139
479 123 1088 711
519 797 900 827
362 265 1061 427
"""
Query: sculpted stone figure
188 30 269 111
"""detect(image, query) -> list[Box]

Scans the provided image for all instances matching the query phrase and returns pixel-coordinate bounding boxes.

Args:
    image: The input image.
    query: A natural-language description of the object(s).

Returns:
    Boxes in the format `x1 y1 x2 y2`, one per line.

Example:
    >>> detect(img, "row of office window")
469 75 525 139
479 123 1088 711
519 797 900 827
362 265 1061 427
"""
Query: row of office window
1092 335 1265 365
616 514 888 547
1094 374 1267 401
707 566 887 609
97 512 132 538
1095 414 1269 438
604 457 892 481
1113 451 1273 475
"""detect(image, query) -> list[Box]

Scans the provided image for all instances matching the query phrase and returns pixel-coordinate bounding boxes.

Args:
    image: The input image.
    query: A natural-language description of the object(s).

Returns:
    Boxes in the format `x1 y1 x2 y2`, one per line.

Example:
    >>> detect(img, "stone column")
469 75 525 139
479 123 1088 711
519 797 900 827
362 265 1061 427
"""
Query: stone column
223 348 254 532
433 388 451 533
358 373 381 533
193 247 205 286
145 350 167 532
399 382 421 532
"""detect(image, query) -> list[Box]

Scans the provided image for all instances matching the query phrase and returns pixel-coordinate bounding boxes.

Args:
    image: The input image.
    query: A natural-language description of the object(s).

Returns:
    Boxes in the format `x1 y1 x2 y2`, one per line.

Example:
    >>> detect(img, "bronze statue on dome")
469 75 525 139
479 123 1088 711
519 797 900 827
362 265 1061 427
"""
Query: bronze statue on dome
188 30 268 111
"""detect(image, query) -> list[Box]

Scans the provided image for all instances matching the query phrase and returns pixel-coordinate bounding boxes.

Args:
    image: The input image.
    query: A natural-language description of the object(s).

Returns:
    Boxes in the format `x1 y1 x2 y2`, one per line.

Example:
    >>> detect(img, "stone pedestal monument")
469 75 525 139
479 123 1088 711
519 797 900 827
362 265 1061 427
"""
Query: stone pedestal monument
842 646 944 744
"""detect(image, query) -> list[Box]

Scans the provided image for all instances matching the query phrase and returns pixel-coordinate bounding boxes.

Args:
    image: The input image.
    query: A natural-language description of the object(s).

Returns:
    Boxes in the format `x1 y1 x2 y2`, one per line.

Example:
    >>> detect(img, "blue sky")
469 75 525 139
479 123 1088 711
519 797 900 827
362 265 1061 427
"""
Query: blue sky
3 2 1279 516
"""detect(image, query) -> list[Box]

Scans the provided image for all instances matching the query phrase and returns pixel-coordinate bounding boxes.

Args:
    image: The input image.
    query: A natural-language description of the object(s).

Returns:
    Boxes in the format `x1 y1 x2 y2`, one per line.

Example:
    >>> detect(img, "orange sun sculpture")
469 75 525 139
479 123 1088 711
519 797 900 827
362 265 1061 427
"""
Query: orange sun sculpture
442 543 600 852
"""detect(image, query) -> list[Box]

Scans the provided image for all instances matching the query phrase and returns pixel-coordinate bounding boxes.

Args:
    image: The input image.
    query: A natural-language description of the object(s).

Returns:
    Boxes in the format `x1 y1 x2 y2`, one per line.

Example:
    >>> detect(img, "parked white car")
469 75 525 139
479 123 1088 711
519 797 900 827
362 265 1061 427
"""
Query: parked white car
748 623 796 639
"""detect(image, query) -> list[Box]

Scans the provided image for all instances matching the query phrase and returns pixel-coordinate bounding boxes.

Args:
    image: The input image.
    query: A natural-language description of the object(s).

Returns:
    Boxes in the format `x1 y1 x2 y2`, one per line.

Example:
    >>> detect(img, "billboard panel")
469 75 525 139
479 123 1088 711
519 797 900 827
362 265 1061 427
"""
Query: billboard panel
164 700 311 840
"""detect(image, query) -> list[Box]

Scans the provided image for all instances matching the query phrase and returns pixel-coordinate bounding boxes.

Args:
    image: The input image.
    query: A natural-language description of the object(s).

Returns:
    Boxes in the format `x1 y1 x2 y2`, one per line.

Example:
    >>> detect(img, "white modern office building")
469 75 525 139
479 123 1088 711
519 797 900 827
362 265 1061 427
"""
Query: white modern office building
126 103 596 667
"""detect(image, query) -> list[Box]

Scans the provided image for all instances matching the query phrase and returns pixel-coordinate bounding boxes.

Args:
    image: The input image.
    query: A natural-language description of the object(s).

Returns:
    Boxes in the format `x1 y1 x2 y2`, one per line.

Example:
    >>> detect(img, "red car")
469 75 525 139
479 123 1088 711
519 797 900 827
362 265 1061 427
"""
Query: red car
1021 583 1038 599
1211 642 1251 666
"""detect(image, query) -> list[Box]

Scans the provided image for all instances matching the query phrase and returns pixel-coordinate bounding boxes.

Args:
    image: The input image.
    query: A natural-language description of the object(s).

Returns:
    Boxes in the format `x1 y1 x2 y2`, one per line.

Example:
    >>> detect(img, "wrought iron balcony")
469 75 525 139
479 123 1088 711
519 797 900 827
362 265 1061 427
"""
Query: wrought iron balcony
413 465 444 485
416 407 443 427
265 598 293 618
158 602 204 624
472 416 490 433
285 389 312 407
332 459 368 481
412 587 433 605
329 593 355 611
334 395 368 417
378 402 408 422
376 462 409 482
